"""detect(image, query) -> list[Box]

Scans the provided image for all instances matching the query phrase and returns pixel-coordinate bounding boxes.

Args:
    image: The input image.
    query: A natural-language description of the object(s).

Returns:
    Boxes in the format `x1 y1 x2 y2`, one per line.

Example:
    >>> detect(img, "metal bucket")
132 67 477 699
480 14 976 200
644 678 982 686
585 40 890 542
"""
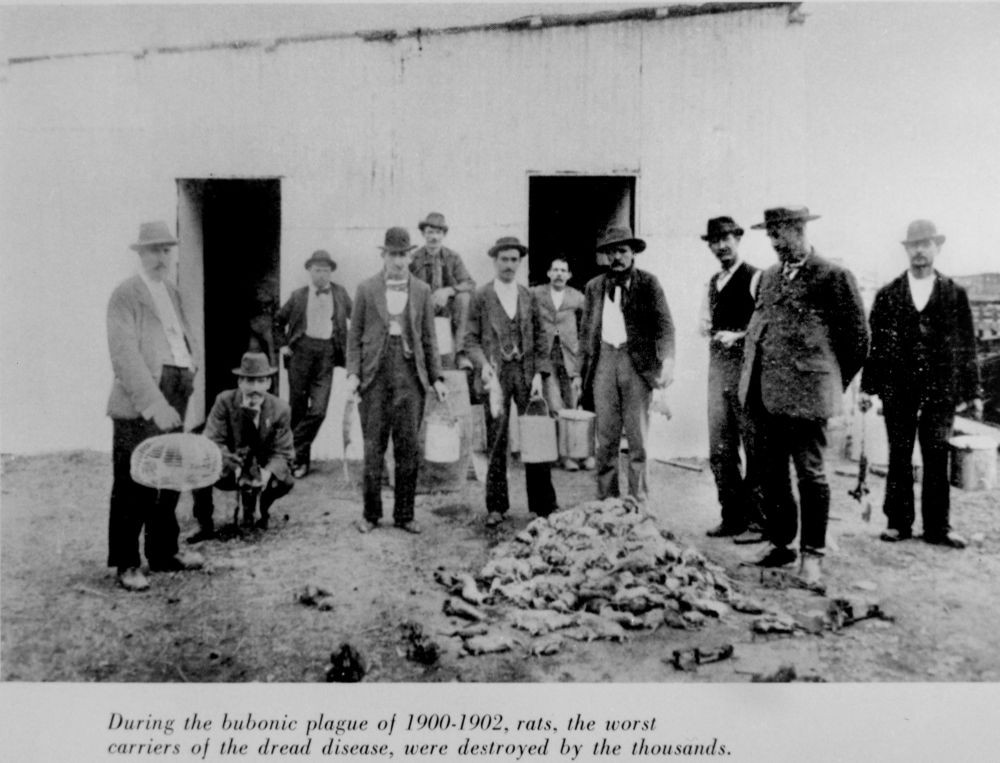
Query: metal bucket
518 398 558 464
558 409 595 459
434 316 453 356
949 435 998 491
424 400 461 463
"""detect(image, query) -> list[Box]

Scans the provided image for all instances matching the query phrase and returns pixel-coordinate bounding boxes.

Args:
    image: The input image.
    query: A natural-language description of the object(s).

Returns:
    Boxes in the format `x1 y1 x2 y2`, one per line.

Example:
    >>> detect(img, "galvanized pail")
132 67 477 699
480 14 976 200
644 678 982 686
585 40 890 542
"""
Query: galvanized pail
558 408 595 459
424 399 461 463
949 435 998 491
518 398 558 464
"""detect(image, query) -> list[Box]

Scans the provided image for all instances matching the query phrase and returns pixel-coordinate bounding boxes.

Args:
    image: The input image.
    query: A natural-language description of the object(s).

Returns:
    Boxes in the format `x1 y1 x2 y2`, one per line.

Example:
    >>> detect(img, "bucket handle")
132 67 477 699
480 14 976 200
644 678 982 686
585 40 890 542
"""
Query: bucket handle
523 396 550 418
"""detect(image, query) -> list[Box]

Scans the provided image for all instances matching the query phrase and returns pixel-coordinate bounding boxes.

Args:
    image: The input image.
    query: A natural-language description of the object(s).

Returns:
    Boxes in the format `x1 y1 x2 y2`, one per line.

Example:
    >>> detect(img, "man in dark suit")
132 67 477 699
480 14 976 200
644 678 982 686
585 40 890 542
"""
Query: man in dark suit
106 220 203 591
346 227 448 534
191 352 295 536
464 236 558 526
698 216 764 543
580 226 675 504
532 257 590 471
860 219 983 549
739 206 869 586
275 250 352 478
409 212 476 368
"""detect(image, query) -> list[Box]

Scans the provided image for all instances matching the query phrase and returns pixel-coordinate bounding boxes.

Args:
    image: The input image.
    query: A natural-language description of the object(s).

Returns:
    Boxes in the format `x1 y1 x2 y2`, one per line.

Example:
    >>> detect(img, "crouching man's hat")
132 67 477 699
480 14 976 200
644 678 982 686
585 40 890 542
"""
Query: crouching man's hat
232 352 278 378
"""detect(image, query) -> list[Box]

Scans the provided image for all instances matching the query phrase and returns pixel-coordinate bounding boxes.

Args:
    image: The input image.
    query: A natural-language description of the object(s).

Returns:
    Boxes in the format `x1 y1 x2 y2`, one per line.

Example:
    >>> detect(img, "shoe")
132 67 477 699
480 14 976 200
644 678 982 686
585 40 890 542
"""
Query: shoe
706 523 745 538
799 555 823 587
879 528 912 543
292 464 309 479
923 531 967 549
356 519 378 534
581 457 596 471
255 516 270 531
485 512 504 528
754 545 797 568
185 527 215 544
562 458 580 472
395 521 422 534
148 551 204 572
117 567 150 592
732 529 766 545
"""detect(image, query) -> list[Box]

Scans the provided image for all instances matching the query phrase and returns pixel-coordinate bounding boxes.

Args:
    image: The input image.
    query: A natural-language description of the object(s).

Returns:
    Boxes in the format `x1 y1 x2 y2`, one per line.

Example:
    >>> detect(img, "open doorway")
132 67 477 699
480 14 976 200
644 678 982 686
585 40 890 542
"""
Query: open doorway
177 178 281 419
527 175 636 289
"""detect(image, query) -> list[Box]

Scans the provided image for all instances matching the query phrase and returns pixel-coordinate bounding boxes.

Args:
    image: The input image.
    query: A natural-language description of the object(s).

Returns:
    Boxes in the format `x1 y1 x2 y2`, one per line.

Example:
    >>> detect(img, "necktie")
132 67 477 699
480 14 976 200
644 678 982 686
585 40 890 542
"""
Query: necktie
315 286 332 296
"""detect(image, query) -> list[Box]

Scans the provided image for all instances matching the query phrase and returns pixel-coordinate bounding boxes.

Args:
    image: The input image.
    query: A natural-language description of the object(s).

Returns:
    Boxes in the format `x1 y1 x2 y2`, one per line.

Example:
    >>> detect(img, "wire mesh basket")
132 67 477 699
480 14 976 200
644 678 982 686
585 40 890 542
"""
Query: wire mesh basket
130 433 223 491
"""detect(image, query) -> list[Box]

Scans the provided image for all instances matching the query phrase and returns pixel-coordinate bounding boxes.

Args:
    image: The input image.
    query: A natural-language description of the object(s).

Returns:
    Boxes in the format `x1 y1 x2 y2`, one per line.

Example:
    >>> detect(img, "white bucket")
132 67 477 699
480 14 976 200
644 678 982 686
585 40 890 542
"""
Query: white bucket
949 435 998 491
434 316 453 356
518 398 559 464
424 401 461 463
558 409 595 459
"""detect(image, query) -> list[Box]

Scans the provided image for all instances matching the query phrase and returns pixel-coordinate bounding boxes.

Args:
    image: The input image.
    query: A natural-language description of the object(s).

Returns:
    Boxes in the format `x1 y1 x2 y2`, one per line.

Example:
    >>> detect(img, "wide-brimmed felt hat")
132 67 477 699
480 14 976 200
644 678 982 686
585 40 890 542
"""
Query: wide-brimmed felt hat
379 227 416 253
595 225 646 254
304 249 337 270
701 216 745 241
232 352 278 378
418 212 449 233
488 236 528 258
130 221 178 250
901 219 946 246
750 206 821 230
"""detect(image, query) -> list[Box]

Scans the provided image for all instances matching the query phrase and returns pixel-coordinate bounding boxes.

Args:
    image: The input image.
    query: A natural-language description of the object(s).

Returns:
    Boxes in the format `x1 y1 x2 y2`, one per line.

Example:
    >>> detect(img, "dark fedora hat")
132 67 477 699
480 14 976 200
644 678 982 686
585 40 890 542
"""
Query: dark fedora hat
901 219 946 246
595 225 646 254
488 236 528 258
129 221 178 250
750 206 821 230
232 352 277 378
418 212 449 233
701 216 745 242
304 249 337 270
379 227 416 253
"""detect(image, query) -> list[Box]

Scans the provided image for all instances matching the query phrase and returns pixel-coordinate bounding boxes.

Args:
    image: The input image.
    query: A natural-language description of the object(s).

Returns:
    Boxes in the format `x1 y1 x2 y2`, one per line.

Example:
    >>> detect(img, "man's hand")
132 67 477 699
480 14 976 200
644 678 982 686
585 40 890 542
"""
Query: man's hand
221 448 243 473
433 379 449 402
957 398 985 421
481 363 494 384
656 359 675 390
280 346 292 357
346 374 360 394
150 400 182 431
651 388 672 419
432 286 454 310
712 330 744 349
530 373 544 400
858 392 873 413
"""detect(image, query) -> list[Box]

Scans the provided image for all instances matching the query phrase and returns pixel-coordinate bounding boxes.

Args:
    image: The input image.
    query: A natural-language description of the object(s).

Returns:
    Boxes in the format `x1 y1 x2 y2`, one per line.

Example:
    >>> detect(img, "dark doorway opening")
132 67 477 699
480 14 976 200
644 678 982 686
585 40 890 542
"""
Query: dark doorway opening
528 176 636 289
178 178 282 407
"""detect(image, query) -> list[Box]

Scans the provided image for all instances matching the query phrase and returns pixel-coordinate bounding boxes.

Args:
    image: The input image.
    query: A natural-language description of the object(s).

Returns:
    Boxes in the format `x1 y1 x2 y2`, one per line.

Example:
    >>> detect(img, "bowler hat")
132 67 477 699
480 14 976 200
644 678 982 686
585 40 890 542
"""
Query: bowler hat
379 227 416 253
130 221 178 250
304 250 337 270
701 216 745 241
901 219 946 246
595 225 646 254
488 236 528 258
232 352 278 378
750 206 821 230
418 212 449 233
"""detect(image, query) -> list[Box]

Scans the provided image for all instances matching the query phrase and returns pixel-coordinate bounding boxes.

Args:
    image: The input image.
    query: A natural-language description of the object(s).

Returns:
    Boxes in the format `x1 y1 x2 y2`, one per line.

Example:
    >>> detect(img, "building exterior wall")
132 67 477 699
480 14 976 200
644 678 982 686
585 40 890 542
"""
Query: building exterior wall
1 6 805 457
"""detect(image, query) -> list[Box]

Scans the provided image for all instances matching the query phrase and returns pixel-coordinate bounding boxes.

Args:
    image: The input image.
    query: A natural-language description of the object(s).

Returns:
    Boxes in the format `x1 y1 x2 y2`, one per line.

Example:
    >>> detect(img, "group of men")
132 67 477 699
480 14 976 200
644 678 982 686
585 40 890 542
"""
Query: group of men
107 205 982 592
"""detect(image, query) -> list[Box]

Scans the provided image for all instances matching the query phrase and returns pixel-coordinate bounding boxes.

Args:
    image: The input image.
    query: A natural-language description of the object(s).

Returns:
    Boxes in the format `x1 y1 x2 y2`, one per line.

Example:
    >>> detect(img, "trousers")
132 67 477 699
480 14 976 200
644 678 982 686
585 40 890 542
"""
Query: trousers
288 336 335 468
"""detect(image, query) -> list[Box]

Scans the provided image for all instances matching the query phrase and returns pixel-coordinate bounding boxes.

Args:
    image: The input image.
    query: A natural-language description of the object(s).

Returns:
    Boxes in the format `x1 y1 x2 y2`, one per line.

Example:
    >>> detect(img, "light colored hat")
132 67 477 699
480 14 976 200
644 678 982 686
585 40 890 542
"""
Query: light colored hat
130 221 178 250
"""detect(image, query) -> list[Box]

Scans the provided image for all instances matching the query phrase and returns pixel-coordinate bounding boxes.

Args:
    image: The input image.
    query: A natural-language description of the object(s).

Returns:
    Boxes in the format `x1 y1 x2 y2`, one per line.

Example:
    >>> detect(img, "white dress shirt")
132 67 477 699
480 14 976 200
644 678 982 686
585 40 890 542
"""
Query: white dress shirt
907 271 935 312
305 287 334 339
550 287 565 310
493 279 519 320
139 272 192 368
385 279 408 335
601 284 628 347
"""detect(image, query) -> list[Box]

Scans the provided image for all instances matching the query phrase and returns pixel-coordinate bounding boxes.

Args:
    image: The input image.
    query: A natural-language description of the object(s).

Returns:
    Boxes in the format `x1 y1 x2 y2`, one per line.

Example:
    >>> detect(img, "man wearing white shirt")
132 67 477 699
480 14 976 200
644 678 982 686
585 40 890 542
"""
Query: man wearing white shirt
106 221 203 591
698 217 764 543
860 219 983 549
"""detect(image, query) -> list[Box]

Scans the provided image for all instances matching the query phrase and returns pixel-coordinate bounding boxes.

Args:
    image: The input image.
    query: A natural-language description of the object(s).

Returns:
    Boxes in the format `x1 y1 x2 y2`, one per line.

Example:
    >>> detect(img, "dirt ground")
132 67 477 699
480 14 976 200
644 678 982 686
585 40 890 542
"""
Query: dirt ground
2 439 999 683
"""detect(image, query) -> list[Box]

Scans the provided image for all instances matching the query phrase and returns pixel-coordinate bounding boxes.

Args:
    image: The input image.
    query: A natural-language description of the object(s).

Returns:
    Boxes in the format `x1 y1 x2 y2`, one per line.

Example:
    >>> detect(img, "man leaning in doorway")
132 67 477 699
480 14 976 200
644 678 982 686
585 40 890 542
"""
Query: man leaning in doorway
275 250 352 478
409 212 476 369
698 216 765 544
106 221 204 592
580 226 675 505
739 206 869 587
533 256 591 471
347 227 448 535
464 236 559 526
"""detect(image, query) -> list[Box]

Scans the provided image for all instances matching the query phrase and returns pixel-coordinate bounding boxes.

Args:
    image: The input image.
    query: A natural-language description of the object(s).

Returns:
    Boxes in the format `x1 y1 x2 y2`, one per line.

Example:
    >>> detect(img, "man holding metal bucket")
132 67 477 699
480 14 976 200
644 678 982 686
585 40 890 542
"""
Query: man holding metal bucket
464 237 558 527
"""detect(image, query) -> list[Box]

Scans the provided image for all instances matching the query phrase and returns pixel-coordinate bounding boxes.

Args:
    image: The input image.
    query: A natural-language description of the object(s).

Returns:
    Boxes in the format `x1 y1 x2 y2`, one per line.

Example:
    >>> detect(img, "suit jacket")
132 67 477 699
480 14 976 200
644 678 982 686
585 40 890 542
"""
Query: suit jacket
464 282 551 380
409 246 475 294
275 284 352 366
346 273 442 395
204 389 294 483
106 274 201 419
580 268 675 393
861 271 981 405
739 250 869 419
532 285 585 375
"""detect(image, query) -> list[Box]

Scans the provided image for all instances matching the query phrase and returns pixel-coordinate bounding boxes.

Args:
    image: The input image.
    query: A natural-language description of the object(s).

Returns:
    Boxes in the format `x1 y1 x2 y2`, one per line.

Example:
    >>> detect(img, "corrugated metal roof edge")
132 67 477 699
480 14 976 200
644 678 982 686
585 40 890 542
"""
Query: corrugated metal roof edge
7 2 801 66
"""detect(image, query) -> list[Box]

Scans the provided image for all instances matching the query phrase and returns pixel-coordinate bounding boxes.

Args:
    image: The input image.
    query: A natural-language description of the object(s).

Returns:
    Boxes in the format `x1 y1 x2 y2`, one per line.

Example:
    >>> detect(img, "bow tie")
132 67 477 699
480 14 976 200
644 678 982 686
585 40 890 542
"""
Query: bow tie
315 286 332 296
386 280 408 292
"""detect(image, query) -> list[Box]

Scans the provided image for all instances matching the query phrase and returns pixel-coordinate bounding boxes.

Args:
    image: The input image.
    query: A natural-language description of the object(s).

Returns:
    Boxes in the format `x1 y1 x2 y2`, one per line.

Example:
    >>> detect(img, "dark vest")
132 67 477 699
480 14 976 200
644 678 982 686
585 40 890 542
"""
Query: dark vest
498 312 523 361
896 286 953 393
709 261 757 333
